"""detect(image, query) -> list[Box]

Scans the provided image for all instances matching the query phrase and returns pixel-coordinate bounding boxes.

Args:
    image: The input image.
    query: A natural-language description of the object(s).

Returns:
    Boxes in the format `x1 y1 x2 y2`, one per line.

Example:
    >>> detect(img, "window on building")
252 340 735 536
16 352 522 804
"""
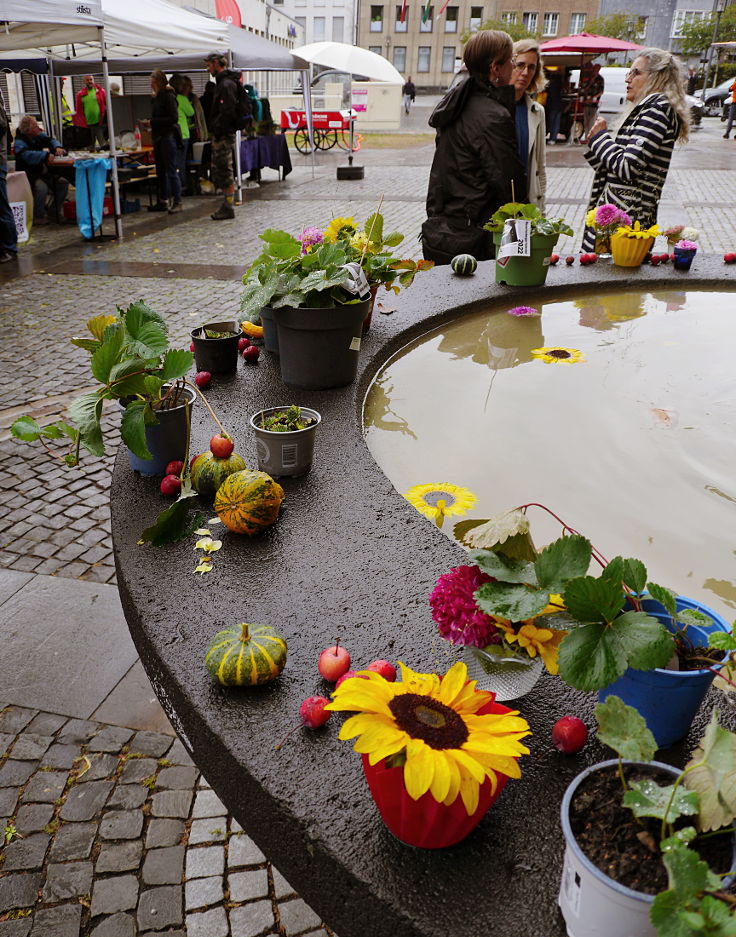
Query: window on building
441 46 455 71
419 6 434 31
313 15 326 38
395 4 408 30
394 45 407 71
569 11 585 32
501 11 518 23
370 4 384 30
635 15 648 40
295 15 307 32
522 11 537 31
417 45 431 71
369 44 382 53
469 6 483 29
671 9 707 37
445 6 458 30
332 15 344 39
542 12 558 35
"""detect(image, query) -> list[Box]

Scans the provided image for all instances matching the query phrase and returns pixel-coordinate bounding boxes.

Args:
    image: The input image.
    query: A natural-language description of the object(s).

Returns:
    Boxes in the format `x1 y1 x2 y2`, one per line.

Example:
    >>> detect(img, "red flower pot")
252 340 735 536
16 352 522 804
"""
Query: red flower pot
360 700 513 848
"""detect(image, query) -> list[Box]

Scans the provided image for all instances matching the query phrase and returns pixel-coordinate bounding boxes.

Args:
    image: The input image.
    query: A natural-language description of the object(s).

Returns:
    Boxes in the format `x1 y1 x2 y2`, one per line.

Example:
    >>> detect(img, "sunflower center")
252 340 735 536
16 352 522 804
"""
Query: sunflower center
389 693 469 750
422 491 457 508
548 349 572 359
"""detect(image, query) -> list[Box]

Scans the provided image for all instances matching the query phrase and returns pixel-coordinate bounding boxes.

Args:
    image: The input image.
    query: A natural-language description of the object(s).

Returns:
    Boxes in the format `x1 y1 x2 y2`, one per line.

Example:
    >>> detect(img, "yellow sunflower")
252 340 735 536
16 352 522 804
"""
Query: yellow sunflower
403 483 477 529
324 216 356 243
531 347 585 365
325 661 531 815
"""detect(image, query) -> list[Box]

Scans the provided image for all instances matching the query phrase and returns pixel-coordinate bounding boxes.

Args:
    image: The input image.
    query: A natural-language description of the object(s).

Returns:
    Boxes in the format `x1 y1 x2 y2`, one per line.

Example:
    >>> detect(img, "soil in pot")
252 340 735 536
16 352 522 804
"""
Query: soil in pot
570 763 735 895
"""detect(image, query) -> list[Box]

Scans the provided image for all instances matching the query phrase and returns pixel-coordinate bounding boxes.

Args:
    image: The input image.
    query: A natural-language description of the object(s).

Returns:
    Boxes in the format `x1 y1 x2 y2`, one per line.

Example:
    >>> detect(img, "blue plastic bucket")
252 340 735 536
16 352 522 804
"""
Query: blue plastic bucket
120 386 196 477
599 595 729 749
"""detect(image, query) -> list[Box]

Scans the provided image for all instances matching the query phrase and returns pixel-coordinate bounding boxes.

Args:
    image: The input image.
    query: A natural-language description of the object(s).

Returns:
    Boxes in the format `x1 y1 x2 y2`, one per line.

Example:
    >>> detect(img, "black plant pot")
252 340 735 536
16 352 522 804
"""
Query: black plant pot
260 307 279 355
191 320 243 374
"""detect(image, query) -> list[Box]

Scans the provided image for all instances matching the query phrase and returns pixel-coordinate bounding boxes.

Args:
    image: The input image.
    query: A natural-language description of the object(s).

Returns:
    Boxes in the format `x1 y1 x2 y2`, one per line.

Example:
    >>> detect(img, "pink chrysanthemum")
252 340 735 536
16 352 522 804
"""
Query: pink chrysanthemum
430 565 502 648
676 239 698 251
595 204 631 228
298 226 324 253
507 305 540 317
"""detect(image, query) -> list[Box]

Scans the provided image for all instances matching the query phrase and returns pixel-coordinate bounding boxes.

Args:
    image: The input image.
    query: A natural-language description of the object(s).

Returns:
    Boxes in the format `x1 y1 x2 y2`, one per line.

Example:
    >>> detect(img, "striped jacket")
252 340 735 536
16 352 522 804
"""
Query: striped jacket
582 93 680 251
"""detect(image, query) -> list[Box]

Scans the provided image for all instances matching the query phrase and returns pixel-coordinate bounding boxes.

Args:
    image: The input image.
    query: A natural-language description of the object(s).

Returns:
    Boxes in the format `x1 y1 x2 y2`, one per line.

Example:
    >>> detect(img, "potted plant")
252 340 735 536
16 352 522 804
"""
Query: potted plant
190 320 244 375
324 659 531 848
249 404 321 477
673 238 698 271
611 221 661 268
584 203 633 257
450 504 730 742
11 301 196 477
559 695 736 937
483 202 574 287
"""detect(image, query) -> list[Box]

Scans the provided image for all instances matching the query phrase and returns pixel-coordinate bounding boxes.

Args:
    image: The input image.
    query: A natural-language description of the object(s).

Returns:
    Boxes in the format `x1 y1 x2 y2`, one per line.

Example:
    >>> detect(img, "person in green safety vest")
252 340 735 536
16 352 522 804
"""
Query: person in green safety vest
73 75 107 149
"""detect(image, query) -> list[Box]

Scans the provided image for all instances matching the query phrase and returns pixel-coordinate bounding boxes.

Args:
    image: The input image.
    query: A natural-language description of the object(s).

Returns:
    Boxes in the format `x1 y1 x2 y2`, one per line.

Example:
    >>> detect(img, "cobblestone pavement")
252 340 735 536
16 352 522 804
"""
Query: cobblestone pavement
0 705 335 937
2 122 736 935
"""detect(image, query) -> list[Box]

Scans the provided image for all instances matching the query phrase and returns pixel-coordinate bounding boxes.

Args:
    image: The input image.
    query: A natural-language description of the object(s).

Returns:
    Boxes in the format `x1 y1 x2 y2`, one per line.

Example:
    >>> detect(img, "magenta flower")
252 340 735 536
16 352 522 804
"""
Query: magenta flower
507 305 540 317
595 204 631 228
430 565 502 648
676 239 698 251
298 226 324 253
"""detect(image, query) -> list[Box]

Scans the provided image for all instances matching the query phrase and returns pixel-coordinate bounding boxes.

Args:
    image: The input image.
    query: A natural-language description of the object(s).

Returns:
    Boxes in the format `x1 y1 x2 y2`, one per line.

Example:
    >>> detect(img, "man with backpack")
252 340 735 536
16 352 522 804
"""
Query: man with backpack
204 52 252 220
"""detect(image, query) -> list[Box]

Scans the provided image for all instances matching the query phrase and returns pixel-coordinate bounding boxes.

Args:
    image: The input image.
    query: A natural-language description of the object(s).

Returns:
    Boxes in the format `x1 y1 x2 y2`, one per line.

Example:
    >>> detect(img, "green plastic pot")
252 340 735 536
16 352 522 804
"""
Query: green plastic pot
493 232 558 287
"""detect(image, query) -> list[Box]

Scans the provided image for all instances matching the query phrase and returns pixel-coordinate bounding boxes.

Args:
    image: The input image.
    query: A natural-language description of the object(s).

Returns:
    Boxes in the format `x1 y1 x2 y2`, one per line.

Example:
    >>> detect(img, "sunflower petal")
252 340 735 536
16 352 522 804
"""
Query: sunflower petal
429 750 451 803
458 770 480 815
438 661 469 706
403 739 435 801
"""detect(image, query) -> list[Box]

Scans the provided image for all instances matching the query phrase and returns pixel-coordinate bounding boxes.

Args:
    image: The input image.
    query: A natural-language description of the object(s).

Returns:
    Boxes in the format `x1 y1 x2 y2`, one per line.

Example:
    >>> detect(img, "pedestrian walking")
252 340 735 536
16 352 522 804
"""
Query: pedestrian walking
204 52 243 220
582 48 689 251
512 38 547 214
722 78 736 138
73 74 107 149
0 93 18 263
686 67 697 96
545 71 565 145
402 76 416 114
142 70 181 214
579 63 604 143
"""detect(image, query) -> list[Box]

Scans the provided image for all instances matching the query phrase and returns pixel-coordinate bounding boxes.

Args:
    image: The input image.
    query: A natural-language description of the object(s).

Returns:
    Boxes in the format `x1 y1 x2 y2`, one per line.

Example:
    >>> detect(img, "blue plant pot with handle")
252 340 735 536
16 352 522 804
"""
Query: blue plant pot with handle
599 595 729 749
119 385 196 477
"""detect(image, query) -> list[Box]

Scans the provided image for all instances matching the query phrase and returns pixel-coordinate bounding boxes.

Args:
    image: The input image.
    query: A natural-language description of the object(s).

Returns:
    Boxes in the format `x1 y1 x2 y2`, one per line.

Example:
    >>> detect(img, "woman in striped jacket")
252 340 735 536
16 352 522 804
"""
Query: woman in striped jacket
582 48 689 251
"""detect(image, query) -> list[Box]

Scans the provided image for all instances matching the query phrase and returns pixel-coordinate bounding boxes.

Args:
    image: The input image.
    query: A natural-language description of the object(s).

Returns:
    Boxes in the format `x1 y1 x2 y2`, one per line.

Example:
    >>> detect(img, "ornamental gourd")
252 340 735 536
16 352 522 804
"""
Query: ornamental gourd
191 451 247 500
214 469 284 535
205 622 287 686
451 254 478 276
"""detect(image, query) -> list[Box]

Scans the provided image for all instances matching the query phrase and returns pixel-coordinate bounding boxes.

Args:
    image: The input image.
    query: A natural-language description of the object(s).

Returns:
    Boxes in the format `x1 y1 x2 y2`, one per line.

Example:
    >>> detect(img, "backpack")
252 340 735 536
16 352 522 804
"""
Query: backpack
234 80 253 131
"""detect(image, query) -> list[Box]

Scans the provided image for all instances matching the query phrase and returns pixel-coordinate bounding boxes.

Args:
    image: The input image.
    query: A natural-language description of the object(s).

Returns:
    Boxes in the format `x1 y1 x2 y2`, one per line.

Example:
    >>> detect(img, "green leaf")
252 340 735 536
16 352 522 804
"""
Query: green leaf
564 575 626 623
70 336 100 353
260 228 299 246
123 303 168 359
90 326 125 383
648 582 679 619
383 232 404 247
661 828 697 851
559 622 628 691
160 349 194 382
623 779 699 823
602 556 648 595
535 535 592 592
683 711 736 831
55 422 78 441
272 292 305 309
678 609 715 630
38 424 64 439
69 391 105 457
139 495 202 546
120 400 152 460
11 416 42 441
474 581 550 621
469 549 537 585
363 211 384 244
616 611 674 670
709 627 736 652
595 694 658 761
663 842 722 899
457 509 537 559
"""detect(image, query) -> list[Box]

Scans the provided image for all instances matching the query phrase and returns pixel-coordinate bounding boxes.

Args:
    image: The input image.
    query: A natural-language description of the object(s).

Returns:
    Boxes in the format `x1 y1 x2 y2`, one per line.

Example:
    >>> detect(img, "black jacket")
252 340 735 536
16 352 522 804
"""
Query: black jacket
150 87 178 142
426 75 526 230
209 69 240 139
0 99 9 172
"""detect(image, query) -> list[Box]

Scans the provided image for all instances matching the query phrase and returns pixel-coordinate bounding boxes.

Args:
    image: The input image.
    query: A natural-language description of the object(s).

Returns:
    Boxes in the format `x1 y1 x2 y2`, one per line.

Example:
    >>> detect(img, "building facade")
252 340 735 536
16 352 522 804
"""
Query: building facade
272 0 356 45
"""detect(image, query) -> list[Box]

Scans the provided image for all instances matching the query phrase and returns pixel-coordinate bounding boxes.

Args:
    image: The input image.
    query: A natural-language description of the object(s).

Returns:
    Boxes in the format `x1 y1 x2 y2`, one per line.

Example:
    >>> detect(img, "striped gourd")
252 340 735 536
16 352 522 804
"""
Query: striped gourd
214 470 284 535
205 622 287 686
451 254 478 276
191 451 247 500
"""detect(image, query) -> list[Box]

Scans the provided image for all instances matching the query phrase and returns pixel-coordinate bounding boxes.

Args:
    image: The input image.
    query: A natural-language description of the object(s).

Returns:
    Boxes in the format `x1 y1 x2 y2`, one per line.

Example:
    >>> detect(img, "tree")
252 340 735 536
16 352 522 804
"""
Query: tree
461 17 536 44
679 5 736 58
586 13 647 43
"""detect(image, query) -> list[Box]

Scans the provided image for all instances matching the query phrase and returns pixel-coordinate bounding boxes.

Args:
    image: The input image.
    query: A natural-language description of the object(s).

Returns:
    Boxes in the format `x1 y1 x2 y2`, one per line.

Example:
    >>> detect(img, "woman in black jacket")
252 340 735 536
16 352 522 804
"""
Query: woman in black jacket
145 70 181 213
422 30 527 265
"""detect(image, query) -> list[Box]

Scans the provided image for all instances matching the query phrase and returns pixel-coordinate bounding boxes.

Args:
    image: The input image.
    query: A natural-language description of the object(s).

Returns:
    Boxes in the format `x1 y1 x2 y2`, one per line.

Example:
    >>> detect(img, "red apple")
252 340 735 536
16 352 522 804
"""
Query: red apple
552 715 588 754
549 254 559 265
195 371 212 389
210 434 234 459
299 696 331 729
242 345 260 363
189 342 195 352
335 669 369 688
160 474 181 497
650 255 661 266
366 660 397 681
238 337 250 352
565 255 575 266
588 253 597 263
659 253 669 264
724 252 736 264
165 460 184 477
318 643 351 682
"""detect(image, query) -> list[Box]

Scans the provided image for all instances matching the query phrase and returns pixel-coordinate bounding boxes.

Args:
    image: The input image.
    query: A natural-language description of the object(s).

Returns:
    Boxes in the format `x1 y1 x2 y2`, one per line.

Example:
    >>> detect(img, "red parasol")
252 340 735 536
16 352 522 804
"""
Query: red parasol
540 32 644 54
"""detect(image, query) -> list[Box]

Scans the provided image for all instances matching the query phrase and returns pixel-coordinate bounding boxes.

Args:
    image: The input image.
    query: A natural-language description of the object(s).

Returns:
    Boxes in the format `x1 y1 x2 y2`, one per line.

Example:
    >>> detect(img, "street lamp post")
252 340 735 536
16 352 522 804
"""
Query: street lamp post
701 0 727 94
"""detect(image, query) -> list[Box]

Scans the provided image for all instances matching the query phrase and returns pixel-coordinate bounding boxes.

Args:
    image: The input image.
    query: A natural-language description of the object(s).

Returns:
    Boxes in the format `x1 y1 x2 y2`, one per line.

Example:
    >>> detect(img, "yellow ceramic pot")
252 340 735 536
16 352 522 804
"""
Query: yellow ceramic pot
611 233 655 268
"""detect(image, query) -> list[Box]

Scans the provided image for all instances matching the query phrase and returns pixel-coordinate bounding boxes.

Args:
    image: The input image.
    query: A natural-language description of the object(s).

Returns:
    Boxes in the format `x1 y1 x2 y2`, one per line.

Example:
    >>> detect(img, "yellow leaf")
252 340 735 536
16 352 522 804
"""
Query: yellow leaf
87 314 117 341
194 562 213 575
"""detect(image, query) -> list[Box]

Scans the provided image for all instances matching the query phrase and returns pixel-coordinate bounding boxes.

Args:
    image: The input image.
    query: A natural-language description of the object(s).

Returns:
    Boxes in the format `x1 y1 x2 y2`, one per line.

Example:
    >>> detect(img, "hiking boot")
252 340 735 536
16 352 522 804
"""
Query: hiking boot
211 202 235 220
147 201 168 213
168 201 183 214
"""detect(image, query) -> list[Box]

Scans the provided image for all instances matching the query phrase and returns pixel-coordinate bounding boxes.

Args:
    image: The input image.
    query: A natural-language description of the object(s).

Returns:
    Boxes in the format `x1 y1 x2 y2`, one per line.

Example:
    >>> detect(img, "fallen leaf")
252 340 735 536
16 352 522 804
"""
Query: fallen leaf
194 562 213 575
651 408 676 426
378 302 397 315
194 528 211 536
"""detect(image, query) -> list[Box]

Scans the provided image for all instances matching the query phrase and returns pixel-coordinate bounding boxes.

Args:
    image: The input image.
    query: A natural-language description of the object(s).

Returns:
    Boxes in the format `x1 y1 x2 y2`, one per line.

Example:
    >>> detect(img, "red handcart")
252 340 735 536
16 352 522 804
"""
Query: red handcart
280 108 362 154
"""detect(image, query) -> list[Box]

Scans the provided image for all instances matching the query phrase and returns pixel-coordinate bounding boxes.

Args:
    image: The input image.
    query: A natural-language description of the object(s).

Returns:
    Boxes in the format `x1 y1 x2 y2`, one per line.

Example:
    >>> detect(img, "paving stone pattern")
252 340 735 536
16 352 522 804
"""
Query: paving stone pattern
0 705 336 937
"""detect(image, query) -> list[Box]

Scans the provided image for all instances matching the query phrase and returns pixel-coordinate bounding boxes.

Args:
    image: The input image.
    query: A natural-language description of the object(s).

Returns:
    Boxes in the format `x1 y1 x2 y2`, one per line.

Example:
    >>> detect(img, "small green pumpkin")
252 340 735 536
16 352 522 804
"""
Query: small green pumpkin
214 470 284 535
205 622 287 686
451 253 478 276
191 451 247 500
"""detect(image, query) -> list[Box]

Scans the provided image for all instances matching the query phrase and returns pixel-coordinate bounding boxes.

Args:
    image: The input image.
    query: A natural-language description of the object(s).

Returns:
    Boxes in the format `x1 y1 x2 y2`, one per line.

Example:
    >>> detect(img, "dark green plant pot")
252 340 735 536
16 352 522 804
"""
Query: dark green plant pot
260 307 279 355
272 300 371 390
191 320 243 374
493 232 559 287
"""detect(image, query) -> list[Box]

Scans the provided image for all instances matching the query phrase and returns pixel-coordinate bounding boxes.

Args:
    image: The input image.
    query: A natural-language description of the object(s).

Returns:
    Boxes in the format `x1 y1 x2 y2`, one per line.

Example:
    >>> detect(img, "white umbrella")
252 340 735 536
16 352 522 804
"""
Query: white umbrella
292 41 403 84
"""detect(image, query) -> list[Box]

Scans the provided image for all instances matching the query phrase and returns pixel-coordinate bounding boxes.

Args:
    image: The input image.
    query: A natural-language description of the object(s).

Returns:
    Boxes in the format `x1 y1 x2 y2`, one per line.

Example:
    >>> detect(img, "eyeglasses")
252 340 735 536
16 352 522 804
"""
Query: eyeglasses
625 67 647 80
513 61 537 73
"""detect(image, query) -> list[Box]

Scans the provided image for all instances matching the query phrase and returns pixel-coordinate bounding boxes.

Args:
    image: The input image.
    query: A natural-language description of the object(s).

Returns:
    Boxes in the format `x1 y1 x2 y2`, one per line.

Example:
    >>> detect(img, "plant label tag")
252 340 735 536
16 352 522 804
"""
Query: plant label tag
497 219 531 260
340 262 371 300
560 850 582 917
349 336 361 351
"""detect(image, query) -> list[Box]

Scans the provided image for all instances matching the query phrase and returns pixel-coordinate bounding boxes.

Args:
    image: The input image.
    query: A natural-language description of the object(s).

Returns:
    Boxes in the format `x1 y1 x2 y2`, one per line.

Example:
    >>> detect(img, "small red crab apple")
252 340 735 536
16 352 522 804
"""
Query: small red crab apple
565 256 575 266
238 337 250 352
366 660 397 681
165 460 184 477
275 696 332 750
242 345 260 363
318 640 351 681
209 434 234 459
194 371 212 389
724 252 736 264
160 475 181 497
552 715 588 754
549 254 560 265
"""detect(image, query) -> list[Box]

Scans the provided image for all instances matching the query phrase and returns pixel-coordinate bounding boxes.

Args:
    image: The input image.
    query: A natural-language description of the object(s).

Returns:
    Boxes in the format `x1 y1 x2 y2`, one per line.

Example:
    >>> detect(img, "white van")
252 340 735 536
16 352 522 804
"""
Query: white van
569 67 627 114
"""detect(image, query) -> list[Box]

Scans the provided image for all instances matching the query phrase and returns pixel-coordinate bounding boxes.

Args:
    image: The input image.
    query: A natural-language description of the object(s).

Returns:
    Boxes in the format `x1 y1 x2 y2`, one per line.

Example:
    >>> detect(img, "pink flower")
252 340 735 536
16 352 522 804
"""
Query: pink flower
676 239 698 251
595 204 631 228
430 565 502 648
298 226 324 253
507 305 540 317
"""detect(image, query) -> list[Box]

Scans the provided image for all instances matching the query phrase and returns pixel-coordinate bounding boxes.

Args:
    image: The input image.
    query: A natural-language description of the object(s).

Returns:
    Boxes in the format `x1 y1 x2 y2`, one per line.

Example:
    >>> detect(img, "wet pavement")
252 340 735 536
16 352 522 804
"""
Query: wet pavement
1 119 736 935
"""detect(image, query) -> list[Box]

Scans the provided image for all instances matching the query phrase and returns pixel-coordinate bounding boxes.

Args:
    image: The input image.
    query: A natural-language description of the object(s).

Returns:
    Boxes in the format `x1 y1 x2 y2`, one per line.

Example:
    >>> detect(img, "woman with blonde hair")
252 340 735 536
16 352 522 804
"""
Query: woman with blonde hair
144 69 181 213
582 48 689 250
512 37 547 213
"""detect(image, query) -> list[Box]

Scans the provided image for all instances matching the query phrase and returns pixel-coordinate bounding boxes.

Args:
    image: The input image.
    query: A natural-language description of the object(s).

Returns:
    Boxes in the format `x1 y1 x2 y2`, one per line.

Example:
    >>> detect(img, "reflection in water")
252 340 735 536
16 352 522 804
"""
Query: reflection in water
364 287 736 623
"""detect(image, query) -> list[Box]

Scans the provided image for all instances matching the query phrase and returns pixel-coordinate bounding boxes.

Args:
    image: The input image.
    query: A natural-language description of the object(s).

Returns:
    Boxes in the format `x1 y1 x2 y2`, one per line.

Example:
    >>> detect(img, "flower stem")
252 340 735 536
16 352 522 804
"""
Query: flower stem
517 502 609 567
184 381 228 437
